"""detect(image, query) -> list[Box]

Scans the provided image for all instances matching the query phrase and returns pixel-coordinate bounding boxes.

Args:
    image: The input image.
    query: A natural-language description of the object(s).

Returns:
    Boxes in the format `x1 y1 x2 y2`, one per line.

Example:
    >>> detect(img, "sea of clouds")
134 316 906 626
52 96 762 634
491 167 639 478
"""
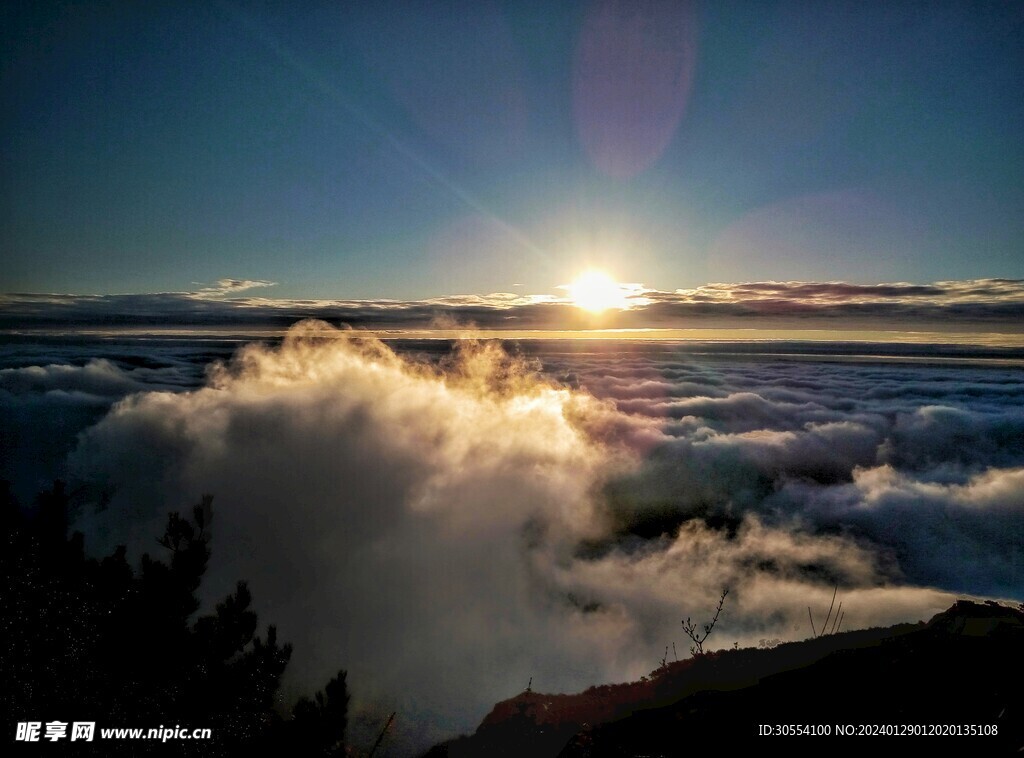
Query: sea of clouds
2 322 1022 750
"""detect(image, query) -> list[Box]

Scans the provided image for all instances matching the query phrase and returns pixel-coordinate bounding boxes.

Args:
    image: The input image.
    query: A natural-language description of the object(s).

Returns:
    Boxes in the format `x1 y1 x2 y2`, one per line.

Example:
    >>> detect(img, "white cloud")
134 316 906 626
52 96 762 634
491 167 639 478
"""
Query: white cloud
192 278 278 298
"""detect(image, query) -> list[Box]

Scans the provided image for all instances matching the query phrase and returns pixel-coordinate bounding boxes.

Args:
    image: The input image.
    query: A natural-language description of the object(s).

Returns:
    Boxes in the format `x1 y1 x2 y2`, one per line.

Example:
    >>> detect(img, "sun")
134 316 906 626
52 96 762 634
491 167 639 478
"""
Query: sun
565 270 632 313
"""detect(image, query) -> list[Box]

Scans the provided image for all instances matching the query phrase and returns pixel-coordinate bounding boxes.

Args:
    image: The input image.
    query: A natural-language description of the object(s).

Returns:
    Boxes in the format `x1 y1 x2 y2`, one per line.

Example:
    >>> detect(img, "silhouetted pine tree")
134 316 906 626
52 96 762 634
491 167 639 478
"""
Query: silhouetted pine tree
0 480 348 755
286 670 351 756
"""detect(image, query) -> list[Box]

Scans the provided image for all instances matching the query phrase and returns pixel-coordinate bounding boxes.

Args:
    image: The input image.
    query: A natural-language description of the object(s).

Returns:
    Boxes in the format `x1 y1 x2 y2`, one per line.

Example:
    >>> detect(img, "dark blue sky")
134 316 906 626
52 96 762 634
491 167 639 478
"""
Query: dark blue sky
2 0 1022 299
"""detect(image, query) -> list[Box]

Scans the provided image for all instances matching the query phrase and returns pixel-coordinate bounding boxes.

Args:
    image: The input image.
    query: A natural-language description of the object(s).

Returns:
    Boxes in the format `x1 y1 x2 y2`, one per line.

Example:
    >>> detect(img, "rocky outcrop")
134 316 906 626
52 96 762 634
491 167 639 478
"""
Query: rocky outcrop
425 601 1023 757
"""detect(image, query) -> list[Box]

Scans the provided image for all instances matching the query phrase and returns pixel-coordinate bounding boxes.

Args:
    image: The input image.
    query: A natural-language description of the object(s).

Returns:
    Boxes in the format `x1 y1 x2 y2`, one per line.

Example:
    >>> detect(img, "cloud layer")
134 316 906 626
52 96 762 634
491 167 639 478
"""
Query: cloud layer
562 349 1024 598
30 322 1018 751
3 278 1024 334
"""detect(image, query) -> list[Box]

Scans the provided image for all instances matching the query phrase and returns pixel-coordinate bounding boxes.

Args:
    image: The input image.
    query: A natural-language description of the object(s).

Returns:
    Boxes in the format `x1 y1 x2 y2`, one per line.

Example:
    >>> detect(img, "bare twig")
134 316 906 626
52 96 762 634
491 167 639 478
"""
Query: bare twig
368 712 395 758
820 586 837 637
682 588 729 656
830 602 843 635
809 585 846 638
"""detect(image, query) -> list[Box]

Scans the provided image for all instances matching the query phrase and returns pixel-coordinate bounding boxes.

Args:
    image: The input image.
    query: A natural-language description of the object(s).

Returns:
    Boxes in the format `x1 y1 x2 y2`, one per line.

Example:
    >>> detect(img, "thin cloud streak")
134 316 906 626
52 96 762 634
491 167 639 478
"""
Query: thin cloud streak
192 278 278 297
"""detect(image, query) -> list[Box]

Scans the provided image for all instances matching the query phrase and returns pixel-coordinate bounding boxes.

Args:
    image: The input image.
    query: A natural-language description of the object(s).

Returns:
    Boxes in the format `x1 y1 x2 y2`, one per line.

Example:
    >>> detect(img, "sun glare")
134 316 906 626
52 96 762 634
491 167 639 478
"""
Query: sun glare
566 270 631 313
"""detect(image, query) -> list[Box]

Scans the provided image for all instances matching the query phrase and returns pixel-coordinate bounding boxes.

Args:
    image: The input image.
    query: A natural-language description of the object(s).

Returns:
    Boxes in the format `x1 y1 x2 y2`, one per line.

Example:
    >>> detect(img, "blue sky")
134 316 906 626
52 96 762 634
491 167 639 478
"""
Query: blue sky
2 0 1022 299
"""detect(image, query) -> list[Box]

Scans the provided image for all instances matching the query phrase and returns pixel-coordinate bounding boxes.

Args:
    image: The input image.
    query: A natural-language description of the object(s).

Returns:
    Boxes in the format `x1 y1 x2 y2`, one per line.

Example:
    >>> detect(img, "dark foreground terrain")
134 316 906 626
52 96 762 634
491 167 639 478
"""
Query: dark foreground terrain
427 601 1023 757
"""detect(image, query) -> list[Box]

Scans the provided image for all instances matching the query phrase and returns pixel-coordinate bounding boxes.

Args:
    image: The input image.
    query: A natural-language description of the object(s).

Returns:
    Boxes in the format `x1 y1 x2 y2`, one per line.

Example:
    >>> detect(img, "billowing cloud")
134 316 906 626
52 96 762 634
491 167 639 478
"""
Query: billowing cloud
0 358 187 397
53 322 1024 752
68 322 634 746
0 352 214 499
775 465 1024 597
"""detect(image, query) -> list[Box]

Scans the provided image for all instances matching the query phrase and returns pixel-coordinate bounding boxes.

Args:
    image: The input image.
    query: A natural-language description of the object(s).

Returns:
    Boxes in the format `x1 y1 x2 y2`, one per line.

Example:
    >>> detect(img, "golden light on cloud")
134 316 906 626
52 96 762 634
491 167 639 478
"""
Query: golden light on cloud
565 270 634 313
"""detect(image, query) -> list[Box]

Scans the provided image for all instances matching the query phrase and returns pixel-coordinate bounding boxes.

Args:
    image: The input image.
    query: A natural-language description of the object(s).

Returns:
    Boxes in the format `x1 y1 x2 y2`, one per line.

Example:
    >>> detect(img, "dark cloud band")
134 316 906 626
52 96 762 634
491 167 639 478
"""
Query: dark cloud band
2 278 1023 332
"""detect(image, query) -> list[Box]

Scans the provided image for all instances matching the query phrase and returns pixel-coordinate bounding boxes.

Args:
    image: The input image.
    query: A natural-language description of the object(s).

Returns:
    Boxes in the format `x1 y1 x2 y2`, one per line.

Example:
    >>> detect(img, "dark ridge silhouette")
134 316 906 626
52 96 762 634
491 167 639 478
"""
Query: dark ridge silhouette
0 480 348 756
425 602 1023 757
